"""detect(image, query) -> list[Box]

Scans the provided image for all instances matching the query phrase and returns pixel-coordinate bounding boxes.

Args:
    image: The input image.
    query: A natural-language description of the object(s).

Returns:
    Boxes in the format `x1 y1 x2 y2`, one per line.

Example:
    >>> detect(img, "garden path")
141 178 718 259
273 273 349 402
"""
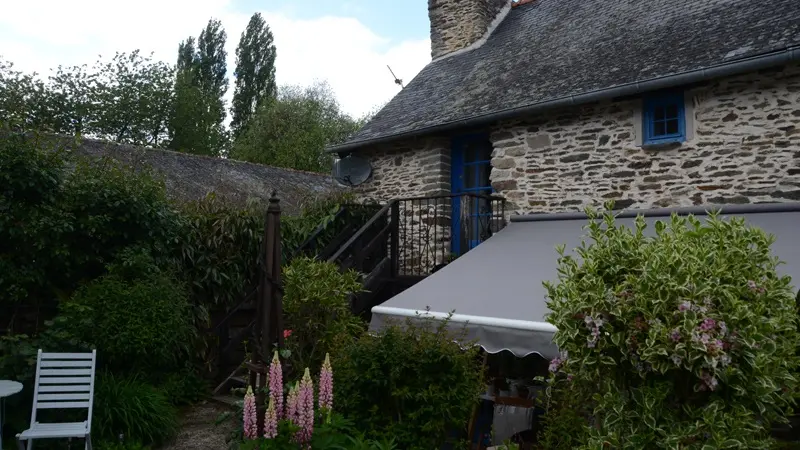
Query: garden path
162 401 235 450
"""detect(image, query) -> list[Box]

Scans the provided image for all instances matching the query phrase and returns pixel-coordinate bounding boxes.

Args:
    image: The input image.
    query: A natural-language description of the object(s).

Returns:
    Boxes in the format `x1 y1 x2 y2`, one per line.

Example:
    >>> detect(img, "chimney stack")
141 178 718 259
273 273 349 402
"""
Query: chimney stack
428 0 508 59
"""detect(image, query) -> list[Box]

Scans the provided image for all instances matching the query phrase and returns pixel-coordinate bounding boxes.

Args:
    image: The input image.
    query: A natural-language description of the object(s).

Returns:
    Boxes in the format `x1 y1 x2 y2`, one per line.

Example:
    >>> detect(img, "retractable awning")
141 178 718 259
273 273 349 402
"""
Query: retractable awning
370 203 800 359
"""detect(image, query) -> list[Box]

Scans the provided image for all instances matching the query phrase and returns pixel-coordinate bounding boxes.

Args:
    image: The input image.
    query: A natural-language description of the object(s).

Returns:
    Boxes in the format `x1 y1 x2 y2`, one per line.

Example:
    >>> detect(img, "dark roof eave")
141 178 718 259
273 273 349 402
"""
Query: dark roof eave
327 45 800 154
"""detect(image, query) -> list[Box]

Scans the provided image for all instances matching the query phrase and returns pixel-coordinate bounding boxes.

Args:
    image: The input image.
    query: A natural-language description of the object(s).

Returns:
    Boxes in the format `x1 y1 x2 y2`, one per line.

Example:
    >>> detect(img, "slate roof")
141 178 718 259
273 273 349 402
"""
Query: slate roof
68 138 340 215
338 0 800 150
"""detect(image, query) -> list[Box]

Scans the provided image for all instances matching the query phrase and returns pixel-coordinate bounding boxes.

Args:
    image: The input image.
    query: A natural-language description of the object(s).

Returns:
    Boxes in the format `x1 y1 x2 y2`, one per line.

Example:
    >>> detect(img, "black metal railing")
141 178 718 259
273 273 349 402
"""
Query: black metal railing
329 193 506 279
393 193 506 276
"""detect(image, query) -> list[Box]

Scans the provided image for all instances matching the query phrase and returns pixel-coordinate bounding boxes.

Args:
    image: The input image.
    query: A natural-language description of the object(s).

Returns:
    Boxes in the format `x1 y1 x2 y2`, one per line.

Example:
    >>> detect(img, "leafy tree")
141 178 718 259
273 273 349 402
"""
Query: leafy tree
230 82 361 172
176 37 197 73
197 18 228 146
0 59 55 131
48 63 95 136
231 12 277 137
91 51 175 146
168 21 229 156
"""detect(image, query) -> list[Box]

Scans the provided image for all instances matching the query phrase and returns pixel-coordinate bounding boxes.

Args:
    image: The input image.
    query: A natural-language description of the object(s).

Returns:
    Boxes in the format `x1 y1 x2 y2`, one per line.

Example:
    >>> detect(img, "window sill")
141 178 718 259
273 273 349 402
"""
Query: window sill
641 140 684 151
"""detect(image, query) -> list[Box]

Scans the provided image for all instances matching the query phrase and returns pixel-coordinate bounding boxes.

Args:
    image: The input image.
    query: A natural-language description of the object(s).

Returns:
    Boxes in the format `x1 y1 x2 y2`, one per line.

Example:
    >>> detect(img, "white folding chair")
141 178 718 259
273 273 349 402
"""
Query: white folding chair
16 350 96 450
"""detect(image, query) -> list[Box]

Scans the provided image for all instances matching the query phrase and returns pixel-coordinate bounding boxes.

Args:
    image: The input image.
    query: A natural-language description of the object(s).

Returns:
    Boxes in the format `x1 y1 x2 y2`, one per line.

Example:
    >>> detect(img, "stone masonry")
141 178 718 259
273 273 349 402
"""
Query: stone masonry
490 64 800 214
353 138 453 273
354 138 451 200
428 0 506 59
354 64 800 216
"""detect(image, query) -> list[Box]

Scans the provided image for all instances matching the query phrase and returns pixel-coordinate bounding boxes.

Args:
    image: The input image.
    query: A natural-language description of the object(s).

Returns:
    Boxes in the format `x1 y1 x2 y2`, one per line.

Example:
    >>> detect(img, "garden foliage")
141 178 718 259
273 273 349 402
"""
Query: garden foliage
336 317 485 450
0 131 358 448
92 372 178 445
545 209 800 449
55 268 194 372
283 257 364 375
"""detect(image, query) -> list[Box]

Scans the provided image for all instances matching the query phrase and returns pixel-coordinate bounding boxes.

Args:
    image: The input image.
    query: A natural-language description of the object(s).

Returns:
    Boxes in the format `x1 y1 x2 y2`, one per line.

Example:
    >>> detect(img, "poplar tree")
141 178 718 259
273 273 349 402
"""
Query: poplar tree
231 12 277 137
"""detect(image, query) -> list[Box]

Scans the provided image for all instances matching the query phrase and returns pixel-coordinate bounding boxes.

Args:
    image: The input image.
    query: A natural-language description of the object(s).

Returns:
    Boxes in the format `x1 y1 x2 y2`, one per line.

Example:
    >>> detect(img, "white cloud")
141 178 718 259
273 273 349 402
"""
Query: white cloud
0 0 430 117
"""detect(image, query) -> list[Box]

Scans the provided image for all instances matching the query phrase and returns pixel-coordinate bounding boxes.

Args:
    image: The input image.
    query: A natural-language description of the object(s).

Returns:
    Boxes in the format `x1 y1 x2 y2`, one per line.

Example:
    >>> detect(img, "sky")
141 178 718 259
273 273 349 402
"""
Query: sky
0 0 432 118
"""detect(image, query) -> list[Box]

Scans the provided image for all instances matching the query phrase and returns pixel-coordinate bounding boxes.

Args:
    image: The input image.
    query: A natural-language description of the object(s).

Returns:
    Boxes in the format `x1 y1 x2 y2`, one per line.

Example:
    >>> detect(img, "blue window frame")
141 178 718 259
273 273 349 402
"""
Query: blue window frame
643 91 685 144
451 134 494 256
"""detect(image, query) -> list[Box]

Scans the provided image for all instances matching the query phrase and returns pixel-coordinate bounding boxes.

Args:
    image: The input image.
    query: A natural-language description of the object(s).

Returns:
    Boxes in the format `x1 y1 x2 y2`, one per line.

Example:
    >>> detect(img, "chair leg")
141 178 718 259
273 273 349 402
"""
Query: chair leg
16 434 25 450
85 435 92 450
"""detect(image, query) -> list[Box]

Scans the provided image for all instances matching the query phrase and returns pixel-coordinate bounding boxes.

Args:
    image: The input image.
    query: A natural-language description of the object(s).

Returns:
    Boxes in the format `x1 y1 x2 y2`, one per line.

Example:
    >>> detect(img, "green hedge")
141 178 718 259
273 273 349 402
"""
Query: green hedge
336 318 485 450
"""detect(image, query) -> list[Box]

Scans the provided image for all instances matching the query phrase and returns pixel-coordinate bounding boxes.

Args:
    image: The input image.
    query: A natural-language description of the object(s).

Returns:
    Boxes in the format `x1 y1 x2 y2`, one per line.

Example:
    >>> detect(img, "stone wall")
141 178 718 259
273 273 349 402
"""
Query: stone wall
490 64 800 214
354 138 451 200
354 138 453 273
428 0 507 59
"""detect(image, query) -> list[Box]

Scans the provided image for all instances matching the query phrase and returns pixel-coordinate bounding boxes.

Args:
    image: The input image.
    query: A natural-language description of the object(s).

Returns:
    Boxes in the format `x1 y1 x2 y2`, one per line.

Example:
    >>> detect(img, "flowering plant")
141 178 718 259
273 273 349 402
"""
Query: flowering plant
239 351 341 449
544 208 800 449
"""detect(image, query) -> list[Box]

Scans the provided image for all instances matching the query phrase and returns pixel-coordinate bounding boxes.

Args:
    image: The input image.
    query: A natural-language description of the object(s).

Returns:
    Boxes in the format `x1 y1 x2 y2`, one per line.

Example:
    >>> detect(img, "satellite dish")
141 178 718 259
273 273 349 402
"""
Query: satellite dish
333 155 372 187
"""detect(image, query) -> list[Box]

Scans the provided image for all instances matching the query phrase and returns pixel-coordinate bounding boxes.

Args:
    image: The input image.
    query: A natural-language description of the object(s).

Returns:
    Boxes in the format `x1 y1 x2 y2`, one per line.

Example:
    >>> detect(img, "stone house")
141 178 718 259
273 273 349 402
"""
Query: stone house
330 0 800 219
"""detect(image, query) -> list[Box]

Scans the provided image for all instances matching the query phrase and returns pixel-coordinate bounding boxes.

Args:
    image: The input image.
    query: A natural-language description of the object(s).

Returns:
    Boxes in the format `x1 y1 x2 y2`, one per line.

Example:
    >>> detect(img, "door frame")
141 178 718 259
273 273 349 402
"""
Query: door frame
450 132 493 256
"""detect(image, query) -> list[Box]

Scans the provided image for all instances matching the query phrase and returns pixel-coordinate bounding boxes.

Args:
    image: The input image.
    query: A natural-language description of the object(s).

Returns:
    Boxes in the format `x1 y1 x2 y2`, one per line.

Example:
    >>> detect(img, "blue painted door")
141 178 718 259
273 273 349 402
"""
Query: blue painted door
451 136 494 256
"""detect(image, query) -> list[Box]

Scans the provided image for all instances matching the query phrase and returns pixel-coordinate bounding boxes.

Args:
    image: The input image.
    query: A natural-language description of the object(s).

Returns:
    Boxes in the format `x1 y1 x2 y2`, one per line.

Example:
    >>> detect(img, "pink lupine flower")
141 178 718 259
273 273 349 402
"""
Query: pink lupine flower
294 368 315 444
264 397 278 439
268 351 284 419
318 353 334 411
678 301 692 312
286 383 299 425
243 385 258 440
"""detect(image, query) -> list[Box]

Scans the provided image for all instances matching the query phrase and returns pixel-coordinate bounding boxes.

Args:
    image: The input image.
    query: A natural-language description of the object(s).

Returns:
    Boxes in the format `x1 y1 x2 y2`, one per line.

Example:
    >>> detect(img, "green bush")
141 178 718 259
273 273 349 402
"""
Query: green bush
336 318 484 450
56 271 193 372
0 133 72 308
535 380 588 450
179 193 264 310
61 156 182 281
283 257 364 375
157 364 209 406
545 209 800 449
1 132 182 325
93 372 178 445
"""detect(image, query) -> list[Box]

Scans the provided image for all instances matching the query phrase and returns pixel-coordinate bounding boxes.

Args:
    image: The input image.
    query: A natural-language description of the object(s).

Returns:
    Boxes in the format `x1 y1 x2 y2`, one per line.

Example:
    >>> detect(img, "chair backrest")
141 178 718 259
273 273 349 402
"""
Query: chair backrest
30 350 97 430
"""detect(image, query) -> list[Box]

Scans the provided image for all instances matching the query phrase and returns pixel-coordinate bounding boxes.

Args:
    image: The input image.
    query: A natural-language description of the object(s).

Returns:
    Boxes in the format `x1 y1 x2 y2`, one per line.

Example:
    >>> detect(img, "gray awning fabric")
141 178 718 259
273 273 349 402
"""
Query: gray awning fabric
370 203 800 359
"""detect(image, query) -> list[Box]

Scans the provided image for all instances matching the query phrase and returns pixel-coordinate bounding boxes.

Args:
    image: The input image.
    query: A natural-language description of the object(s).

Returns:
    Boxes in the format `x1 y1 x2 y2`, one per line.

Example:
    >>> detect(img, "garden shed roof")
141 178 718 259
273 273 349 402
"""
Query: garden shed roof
332 0 800 152
370 203 800 359
67 138 340 215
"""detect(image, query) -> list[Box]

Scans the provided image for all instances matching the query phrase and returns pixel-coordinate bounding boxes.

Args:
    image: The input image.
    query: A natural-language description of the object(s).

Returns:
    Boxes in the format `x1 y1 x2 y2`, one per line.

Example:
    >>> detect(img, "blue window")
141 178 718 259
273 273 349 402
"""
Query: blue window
643 91 685 144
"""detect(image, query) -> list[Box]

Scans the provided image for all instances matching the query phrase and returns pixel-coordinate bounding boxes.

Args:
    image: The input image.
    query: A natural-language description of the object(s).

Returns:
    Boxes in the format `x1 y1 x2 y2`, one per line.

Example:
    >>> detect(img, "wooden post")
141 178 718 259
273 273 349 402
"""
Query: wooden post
248 193 285 435
266 194 284 351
